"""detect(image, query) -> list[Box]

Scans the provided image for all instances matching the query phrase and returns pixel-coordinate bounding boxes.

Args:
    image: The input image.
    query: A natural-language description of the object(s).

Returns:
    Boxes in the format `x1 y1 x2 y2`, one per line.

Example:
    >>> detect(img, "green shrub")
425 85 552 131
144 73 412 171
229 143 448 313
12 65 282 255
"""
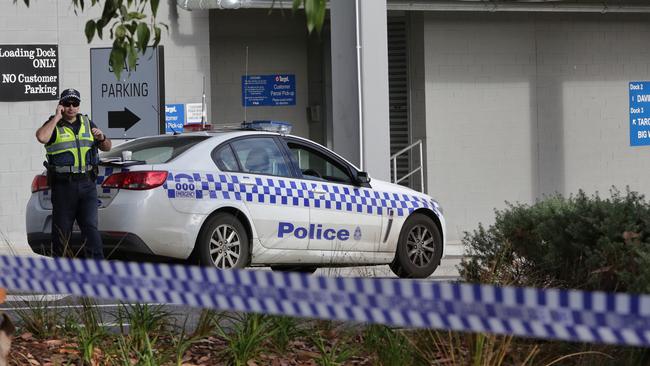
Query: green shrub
459 188 650 292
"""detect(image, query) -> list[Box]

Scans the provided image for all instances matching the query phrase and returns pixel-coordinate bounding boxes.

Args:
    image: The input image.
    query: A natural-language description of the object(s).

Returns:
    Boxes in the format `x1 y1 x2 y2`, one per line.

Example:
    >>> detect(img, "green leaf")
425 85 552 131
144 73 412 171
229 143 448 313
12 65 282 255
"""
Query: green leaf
152 25 162 48
127 43 138 73
126 12 146 21
292 0 301 11
136 22 150 53
304 0 316 33
109 45 126 80
127 21 138 34
101 0 118 21
84 20 96 43
115 24 126 39
151 0 160 17
96 18 106 39
313 0 326 34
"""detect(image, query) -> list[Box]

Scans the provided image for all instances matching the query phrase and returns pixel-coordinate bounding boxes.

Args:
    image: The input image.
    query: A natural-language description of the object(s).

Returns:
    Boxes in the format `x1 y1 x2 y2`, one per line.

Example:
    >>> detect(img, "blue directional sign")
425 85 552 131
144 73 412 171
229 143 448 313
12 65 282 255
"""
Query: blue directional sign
629 81 650 146
165 104 184 134
242 74 296 107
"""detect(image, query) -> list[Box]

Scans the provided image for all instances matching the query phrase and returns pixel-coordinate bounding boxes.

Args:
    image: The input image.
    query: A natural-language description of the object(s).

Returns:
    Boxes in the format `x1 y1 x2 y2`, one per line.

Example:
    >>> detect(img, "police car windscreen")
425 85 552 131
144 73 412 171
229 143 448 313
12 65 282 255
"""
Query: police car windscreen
100 136 210 164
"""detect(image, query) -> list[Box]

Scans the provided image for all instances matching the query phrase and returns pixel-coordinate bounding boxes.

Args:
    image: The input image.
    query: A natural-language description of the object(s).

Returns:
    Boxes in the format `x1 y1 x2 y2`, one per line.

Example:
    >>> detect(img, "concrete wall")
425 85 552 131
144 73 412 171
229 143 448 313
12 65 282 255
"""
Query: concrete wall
209 9 310 138
0 1 210 254
421 12 650 244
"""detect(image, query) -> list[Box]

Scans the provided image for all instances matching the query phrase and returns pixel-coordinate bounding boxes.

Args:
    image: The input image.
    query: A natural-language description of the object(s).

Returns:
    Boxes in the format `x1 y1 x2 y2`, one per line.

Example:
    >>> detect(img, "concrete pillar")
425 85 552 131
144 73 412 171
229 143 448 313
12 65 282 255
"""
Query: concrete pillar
330 0 391 180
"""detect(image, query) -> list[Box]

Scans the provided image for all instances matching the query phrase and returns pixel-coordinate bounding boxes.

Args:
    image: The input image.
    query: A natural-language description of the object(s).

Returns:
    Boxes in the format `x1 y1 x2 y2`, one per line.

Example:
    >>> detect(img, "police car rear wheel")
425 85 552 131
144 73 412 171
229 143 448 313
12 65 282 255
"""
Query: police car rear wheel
390 214 442 278
197 213 250 269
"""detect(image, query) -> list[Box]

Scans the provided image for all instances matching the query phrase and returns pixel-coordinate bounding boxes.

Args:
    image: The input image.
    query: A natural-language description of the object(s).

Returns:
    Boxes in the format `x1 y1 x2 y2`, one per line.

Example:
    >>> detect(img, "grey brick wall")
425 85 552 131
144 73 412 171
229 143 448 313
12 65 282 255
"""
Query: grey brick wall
0 1 210 254
421 12 650 245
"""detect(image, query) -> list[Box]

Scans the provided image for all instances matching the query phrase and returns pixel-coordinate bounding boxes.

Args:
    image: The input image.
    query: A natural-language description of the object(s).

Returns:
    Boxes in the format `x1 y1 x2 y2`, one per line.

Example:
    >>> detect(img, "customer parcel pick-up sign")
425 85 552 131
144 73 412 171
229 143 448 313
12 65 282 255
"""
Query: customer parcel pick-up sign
0 45 59 101
91 47 165 138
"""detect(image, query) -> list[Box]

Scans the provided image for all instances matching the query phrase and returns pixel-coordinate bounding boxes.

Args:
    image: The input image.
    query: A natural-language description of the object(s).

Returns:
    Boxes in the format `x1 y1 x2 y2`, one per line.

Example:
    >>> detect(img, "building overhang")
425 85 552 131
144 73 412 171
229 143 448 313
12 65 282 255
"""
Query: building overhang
178 0 650 13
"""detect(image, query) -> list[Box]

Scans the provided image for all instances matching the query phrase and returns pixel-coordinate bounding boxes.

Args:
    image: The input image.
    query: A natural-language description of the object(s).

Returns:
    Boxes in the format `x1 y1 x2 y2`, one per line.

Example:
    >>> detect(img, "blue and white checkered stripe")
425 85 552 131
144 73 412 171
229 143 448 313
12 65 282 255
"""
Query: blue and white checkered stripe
163 172 438 217
1 255 649 346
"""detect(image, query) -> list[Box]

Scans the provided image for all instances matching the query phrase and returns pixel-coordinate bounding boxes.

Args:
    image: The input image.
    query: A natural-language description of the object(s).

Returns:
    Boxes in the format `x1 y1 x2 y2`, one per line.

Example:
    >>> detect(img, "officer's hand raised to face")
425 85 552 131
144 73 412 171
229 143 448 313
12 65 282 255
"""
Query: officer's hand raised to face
91 128 105 142
55 104 64 120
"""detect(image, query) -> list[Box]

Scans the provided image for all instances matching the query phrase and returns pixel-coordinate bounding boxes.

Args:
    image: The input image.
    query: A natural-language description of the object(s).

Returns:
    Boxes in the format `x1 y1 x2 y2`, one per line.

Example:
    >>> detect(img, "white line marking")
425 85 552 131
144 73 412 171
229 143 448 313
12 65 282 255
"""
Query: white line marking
6 294 69 302
1 303 165 311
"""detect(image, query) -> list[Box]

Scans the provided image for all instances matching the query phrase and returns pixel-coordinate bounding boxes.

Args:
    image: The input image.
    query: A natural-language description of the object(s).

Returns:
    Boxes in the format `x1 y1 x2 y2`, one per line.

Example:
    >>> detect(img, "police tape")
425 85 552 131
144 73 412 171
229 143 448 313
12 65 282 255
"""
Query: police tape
0 254 649 346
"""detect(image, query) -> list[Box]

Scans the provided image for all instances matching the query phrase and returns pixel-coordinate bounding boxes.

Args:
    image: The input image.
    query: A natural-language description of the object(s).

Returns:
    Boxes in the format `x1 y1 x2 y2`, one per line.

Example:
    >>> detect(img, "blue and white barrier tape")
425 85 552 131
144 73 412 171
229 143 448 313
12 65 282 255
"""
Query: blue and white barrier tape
1 254 649 346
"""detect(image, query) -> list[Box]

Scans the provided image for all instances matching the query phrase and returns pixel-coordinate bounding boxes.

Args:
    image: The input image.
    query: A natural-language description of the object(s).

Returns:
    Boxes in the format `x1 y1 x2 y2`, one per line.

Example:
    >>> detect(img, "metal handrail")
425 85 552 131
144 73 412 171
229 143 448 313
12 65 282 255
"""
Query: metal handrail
390 139 424 193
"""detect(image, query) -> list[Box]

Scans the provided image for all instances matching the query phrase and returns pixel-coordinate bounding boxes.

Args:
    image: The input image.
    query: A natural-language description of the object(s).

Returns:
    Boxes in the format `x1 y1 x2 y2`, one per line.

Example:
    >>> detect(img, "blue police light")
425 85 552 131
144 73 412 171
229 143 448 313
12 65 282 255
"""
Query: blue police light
241 120 293 134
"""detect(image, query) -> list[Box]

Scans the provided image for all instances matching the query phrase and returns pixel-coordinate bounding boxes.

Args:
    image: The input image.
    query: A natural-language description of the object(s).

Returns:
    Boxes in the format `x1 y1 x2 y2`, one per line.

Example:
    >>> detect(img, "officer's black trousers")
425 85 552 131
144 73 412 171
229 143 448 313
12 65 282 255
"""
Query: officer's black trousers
50 176 104 259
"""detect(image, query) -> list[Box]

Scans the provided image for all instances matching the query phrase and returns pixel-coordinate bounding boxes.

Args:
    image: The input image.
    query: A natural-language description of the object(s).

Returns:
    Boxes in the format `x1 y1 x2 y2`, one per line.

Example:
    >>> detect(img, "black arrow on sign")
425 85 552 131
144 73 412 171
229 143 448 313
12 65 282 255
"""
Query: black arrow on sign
108 108 141 131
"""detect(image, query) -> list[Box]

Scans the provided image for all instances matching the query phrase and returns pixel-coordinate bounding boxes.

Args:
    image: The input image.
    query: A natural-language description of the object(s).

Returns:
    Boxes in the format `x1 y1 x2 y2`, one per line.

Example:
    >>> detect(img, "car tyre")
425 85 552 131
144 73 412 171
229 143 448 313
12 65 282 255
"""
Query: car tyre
197 212 250 269
270 265 318 274
389 213 442 278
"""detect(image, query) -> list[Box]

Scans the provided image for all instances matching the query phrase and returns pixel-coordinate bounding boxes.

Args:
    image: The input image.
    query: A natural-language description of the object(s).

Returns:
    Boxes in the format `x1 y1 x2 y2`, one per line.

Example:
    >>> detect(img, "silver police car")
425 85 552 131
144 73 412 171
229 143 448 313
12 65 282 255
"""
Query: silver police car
27 122 446 278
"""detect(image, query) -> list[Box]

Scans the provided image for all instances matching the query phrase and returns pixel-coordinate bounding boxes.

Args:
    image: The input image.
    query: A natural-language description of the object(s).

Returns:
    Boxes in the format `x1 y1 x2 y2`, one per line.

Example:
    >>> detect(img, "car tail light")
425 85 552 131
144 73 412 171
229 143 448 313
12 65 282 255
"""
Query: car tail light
31 175 49 193
102 171 168 190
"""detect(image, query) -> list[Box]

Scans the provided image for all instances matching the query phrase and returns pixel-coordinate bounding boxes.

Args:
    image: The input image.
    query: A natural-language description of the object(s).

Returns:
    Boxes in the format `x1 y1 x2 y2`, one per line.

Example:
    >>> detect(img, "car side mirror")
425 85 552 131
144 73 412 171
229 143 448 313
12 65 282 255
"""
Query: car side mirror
356 171 371 184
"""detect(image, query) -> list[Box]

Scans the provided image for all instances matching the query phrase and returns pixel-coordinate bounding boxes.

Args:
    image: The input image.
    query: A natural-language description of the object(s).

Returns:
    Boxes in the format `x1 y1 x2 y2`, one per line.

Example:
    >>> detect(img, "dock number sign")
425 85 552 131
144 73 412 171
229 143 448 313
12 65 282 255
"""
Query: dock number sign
629 82 650 146
90 47 165 139
0 44 59 101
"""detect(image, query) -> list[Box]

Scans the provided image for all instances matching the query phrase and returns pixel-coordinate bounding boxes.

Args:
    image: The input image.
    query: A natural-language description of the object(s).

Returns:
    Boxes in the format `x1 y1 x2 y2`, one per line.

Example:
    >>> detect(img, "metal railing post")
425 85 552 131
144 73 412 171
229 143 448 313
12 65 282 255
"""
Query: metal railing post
392 157 398 184
419 142 424 193
390 140 425 193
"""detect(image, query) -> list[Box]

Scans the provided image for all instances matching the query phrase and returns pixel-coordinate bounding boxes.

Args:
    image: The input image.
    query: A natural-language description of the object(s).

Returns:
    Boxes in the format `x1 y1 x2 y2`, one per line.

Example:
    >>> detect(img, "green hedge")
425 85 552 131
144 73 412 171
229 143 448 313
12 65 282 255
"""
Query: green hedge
459 189 650 293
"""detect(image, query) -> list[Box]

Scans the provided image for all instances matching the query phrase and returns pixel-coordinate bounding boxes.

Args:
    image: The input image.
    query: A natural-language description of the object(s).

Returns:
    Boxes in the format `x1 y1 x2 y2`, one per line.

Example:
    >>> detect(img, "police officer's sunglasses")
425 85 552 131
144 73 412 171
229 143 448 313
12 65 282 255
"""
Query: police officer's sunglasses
60 100 80 108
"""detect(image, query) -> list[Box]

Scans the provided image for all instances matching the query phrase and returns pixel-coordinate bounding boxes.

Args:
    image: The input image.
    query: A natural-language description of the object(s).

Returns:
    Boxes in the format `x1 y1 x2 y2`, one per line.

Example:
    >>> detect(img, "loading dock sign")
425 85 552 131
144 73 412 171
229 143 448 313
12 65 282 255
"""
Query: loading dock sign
629 81 650 146
90 47 165 139
0 45 59 101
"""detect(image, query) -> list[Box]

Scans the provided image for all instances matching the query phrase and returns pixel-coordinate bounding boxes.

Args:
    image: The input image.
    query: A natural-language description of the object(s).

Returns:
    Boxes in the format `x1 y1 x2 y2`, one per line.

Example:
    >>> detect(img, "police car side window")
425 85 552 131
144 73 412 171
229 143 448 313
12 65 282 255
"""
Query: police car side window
230 137 291 177
287 143 352 184
212 145 239 172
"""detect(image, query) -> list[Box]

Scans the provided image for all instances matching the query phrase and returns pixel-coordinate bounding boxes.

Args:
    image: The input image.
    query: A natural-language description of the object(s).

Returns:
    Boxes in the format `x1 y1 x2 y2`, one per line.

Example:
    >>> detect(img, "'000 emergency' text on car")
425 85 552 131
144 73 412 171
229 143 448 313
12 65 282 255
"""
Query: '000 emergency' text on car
27 123 446 278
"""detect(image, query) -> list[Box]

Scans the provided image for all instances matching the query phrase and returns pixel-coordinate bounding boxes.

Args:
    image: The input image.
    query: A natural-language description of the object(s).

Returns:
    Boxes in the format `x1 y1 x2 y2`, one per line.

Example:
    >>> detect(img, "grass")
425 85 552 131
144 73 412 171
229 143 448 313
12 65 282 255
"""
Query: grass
12 296 62 339
8 301 648 366
312 332 358 366
363 324 415 366
215 312 277 366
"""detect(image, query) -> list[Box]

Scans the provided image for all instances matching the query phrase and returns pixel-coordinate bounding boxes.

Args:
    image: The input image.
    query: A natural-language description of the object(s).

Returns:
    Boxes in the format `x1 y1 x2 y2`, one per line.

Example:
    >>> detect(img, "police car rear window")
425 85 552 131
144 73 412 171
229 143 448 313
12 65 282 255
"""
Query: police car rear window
100 136 210 164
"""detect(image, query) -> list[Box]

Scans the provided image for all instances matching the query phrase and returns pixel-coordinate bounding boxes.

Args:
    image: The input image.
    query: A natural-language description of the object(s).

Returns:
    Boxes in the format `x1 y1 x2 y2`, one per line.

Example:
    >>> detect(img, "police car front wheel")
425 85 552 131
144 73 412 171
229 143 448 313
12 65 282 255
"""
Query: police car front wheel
390 213 442 278
197 213 250 269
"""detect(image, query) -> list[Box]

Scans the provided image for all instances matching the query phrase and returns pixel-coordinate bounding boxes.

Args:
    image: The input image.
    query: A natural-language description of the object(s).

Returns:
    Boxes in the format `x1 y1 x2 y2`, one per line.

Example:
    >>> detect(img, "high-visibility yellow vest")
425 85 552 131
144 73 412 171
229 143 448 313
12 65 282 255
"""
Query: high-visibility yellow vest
45 114 96 173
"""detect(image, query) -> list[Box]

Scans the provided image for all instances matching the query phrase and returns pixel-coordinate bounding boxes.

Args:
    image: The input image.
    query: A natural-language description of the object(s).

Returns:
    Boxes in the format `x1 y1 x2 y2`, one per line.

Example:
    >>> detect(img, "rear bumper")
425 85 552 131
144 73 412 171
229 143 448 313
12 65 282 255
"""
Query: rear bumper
27 232 156 260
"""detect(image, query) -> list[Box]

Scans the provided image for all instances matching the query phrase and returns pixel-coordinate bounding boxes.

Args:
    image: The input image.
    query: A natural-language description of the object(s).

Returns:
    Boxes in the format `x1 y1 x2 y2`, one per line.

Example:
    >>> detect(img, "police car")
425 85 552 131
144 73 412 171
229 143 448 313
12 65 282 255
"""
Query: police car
27 122 446 278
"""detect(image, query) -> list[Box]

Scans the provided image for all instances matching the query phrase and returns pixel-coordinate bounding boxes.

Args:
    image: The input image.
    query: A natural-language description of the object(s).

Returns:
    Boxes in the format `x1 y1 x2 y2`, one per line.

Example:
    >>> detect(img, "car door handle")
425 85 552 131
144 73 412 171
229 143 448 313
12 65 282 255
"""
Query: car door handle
312 189 327 195
240 176 256 186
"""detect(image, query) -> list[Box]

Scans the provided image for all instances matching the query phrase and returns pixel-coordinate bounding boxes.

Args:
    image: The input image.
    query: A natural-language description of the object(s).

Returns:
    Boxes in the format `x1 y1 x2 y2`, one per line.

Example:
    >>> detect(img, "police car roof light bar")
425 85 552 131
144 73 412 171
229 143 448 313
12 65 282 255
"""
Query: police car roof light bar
241 120 292 134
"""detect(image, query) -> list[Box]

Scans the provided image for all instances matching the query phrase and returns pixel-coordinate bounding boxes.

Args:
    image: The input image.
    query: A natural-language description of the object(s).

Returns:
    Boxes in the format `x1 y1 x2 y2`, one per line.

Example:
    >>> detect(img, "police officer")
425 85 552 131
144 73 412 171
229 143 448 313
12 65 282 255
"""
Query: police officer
35 88 112 259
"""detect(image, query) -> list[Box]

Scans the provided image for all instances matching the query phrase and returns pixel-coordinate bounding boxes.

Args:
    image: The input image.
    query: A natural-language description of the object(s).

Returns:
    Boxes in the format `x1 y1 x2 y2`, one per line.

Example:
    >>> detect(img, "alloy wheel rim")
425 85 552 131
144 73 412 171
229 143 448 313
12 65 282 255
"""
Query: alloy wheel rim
209 224 241 269
406 224 436 268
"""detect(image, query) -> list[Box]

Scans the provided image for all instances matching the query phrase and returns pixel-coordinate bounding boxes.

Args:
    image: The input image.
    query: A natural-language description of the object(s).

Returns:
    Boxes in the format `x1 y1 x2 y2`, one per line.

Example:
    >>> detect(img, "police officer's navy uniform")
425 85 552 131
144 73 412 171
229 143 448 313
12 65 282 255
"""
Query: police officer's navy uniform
43 90 104 259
